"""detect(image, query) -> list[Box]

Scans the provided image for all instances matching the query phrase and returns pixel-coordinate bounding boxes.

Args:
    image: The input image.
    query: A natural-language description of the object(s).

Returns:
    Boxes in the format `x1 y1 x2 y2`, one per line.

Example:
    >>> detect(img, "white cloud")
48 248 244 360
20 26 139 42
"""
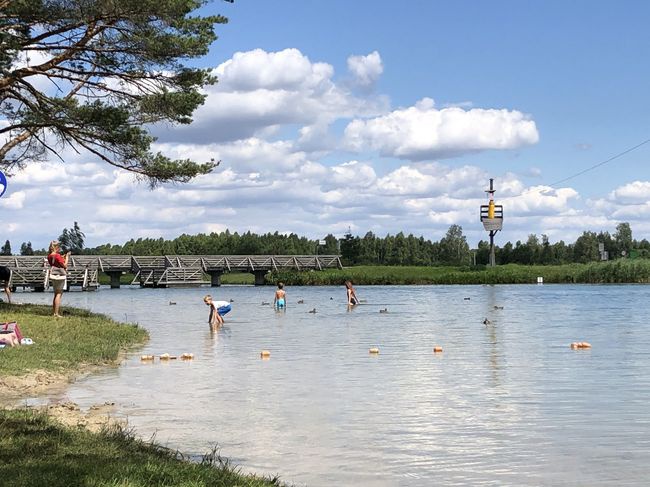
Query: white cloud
608 181 650 205
343 97 539 160
347 51 383 87
153 48 387 145
0 190 26 209
502 186 579 217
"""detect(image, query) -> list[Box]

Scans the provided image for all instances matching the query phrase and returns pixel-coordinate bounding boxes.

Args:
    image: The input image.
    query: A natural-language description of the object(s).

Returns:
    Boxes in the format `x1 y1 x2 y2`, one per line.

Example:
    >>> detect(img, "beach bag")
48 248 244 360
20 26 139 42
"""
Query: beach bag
49 266 67 279
0 321 23 342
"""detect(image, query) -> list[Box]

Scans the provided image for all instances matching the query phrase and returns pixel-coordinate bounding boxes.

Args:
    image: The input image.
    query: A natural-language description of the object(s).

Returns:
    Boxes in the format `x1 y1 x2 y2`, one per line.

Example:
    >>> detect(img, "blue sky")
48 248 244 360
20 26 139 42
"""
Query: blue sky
2 0 650 249
210 1 650 193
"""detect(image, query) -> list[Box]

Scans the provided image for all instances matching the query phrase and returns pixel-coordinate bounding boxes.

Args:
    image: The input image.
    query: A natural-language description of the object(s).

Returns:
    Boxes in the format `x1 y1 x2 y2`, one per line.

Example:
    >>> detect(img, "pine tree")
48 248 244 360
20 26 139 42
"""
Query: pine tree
0 240 11 255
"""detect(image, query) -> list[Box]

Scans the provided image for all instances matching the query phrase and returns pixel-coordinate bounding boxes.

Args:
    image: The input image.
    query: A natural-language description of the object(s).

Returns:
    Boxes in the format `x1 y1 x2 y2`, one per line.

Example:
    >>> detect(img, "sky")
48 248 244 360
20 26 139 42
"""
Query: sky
2 0 650 251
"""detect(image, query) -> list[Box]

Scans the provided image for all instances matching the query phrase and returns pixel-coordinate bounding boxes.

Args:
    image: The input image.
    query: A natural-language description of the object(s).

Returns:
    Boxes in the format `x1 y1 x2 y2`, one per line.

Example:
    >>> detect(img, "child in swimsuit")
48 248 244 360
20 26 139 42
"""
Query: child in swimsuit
204 294 231 330
274 282 286 309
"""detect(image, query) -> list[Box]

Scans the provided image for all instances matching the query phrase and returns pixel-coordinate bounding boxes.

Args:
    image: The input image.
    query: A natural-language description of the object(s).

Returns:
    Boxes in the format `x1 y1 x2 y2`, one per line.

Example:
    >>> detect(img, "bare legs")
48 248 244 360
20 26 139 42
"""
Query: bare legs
53 290 63 317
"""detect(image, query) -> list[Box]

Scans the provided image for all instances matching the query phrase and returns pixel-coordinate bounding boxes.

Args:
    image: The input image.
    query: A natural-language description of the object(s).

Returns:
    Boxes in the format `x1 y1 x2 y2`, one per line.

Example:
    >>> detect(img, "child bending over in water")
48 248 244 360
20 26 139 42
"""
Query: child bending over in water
204 295 232 330
345 280 359 306
274 282 286 309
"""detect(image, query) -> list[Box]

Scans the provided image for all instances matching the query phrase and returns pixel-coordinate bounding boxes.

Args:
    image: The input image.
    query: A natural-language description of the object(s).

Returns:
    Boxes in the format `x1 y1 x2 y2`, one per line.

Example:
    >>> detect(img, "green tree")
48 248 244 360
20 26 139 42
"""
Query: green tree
0 0 230 185
20 241 34 255
439 225 470 265
476 240 490 265
340 230 361 265
614 222 633 257
70 221 86 253
540 234 552 264
0 239 11 255
58 228 72 252
573 231 599 263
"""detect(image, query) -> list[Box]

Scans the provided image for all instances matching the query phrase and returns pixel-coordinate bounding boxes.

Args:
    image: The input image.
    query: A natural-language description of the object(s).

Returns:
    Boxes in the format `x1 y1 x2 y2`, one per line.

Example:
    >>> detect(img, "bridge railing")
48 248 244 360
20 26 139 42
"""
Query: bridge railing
2 254 342 289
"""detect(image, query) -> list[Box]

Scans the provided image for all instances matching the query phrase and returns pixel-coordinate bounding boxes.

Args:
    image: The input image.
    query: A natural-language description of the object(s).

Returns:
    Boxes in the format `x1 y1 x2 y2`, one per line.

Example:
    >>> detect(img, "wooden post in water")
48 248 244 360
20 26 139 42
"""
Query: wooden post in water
208 271 222 287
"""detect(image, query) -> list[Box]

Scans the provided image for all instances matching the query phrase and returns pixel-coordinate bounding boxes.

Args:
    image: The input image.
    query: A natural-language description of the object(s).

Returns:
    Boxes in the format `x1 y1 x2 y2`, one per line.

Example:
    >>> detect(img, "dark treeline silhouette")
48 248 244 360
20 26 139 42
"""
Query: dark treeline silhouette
6 222 650 266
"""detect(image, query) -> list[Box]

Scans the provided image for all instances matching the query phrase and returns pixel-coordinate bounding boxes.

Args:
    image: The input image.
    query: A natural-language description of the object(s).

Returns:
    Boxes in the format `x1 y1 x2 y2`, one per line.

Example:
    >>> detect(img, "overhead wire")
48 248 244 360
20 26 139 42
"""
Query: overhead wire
503 137 650 200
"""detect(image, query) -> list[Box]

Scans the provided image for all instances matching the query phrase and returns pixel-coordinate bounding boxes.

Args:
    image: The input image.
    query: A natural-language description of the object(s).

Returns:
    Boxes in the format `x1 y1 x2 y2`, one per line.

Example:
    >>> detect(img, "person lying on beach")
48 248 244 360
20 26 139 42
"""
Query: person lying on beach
204 295 232 330
274 282 286 310
0 330 20 347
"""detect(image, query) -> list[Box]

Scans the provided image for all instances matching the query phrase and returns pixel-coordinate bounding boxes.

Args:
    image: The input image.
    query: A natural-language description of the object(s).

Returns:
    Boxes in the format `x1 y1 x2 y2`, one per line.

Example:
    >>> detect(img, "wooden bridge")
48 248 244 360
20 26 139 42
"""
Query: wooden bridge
0 255 342 290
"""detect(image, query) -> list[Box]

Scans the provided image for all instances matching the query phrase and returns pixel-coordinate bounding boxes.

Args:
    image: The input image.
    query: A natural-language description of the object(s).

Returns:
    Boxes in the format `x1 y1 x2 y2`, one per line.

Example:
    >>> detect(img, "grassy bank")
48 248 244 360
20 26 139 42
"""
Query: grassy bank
0 302 148 377
267 260 650 285
0 409 282 487
0 303 285 486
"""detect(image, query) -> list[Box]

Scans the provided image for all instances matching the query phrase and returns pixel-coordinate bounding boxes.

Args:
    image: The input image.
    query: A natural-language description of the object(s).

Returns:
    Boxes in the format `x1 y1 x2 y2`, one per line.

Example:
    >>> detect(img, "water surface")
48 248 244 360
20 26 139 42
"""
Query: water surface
15 284 650 486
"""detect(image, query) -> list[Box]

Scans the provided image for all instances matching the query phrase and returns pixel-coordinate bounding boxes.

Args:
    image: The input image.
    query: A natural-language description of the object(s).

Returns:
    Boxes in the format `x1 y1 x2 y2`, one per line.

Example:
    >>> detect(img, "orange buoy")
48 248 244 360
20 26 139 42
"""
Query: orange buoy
260 350 271 358
180 353 194 360
140 355 154 361
433 346 443 353
571 342 592 349
369 347 380 354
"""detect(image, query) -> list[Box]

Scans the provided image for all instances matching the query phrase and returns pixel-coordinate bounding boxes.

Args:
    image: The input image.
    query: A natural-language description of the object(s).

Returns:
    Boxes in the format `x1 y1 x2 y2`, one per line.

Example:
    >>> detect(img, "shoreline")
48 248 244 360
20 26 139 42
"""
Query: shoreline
0 302 147 429
0 303 282 485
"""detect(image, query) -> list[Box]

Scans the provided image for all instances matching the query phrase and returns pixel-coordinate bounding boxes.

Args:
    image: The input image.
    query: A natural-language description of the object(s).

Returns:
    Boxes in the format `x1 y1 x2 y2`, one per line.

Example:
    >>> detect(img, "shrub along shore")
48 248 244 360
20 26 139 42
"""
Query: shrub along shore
0 303 283 487
267 260 650 286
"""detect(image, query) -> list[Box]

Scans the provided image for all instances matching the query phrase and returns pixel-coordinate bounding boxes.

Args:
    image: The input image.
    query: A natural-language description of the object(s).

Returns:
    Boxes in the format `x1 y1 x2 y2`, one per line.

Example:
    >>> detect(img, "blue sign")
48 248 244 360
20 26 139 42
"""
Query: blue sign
0 171 6 198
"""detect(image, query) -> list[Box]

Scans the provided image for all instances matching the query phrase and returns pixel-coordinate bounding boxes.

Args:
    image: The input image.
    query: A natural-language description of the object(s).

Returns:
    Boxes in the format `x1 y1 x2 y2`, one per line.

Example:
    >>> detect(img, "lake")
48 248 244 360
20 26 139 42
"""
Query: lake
15 284 650 486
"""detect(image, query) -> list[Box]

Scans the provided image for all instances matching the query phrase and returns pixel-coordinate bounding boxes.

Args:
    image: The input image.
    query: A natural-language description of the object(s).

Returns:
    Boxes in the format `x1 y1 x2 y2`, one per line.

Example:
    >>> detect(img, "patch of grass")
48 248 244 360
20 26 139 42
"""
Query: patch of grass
97 273 135 285
267 260 650 285
0 409 283 487
0 302 149 377
220 272 254 285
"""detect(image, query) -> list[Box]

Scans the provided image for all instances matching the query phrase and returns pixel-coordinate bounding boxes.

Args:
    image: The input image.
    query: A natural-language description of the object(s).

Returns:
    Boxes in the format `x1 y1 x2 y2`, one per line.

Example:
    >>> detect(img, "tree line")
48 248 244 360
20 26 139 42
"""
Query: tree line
2 222 648 267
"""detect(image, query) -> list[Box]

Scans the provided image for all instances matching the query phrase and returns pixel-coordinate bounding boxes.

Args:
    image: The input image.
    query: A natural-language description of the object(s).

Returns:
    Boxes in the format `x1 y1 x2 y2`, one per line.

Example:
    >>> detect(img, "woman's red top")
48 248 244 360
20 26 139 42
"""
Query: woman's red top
47 253 66 268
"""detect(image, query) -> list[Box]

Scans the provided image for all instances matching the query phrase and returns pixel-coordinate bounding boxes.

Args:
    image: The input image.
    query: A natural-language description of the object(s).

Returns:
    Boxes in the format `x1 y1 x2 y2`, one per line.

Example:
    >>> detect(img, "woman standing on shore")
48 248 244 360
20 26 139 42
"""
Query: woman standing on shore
47 240 70 317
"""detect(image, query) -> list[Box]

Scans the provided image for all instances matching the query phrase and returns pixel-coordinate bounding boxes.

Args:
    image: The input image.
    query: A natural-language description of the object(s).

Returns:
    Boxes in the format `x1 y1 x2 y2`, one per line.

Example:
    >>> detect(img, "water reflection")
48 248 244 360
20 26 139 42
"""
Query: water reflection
12 284 650 486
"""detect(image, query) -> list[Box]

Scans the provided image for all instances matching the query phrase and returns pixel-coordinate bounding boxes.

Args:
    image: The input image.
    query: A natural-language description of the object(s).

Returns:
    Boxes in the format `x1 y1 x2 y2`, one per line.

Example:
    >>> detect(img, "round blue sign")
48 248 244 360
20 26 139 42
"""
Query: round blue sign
0 171 6 198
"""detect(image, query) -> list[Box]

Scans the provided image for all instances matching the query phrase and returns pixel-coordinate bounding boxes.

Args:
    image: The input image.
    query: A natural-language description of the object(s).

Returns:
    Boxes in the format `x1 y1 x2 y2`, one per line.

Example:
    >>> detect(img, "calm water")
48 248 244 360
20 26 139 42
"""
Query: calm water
14 284 650 486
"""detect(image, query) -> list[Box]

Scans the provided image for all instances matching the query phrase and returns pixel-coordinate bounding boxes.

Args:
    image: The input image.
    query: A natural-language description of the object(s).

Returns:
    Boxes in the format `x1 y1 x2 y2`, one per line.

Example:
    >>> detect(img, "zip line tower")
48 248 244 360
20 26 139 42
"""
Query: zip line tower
480 178 503 267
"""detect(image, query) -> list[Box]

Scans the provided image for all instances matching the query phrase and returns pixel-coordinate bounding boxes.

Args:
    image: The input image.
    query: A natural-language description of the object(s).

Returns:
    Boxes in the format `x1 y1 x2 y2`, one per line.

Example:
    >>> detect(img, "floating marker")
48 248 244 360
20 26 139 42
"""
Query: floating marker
433 346 443 353
369 347 380 354
260 350 271 358
180 353 194 360
160 353 177 360
571 342 592 349
140 355 154 361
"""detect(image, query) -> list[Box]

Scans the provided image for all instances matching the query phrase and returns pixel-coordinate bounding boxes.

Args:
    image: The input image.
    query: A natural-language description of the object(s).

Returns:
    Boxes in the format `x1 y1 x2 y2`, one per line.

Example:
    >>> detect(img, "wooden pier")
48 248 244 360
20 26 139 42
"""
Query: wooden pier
0 255 342 290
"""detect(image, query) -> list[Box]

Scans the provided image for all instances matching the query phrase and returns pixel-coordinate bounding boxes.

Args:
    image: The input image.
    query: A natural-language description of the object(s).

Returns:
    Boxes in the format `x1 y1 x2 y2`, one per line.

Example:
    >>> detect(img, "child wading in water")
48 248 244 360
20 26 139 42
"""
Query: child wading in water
274 282 286 310
204 295 232 330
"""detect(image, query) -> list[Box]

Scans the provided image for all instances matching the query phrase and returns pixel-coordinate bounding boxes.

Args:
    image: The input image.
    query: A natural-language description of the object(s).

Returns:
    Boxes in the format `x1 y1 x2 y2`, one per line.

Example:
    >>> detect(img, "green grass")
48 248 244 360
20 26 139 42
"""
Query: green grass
0 302 148 377
220 272 255 285
0 409 283 487
267 260 650 285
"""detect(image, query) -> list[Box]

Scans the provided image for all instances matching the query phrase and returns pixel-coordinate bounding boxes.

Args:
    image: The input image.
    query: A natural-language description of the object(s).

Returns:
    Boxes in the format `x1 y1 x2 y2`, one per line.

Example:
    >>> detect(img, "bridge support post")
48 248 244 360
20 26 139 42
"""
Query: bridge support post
208 271 222 287
253 270 268 286
106 271 122 289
